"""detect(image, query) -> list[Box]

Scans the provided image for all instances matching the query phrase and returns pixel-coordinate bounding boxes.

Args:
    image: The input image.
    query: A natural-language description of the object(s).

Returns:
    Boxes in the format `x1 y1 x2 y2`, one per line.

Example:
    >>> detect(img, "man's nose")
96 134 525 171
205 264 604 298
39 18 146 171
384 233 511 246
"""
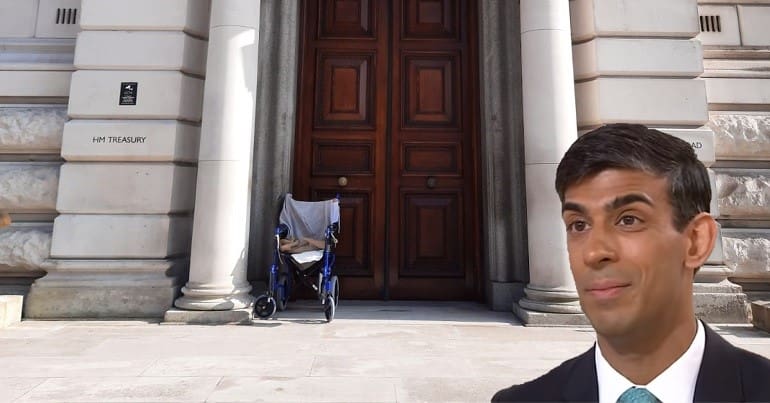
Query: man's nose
582 225 617 268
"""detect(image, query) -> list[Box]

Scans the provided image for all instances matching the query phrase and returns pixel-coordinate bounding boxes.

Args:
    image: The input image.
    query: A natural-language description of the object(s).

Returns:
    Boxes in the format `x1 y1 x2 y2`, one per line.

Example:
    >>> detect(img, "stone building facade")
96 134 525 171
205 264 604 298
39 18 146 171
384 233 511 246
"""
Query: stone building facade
0 0 768 324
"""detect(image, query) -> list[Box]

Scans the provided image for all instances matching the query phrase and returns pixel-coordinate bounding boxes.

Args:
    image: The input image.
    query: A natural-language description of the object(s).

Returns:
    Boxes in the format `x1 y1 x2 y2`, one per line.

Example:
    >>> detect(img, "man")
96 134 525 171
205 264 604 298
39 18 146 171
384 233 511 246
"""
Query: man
493 124 770 402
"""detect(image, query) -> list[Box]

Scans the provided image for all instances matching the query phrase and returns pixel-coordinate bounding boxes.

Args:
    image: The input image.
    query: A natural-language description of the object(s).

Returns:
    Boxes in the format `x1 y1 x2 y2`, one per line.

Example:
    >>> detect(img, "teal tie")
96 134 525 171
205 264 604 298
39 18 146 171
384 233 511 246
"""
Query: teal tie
617 387 661 403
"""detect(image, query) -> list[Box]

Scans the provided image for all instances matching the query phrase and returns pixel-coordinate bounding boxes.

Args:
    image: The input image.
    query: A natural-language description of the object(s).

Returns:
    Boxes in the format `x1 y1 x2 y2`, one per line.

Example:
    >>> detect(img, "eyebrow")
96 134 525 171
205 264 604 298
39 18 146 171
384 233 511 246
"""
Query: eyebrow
561 193 654 214
607 193 654 211
562 202 586 214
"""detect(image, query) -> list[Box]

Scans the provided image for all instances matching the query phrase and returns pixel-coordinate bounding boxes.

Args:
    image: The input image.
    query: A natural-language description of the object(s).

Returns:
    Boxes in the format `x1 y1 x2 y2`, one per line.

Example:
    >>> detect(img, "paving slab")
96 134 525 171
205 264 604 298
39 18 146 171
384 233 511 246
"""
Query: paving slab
0 356 155 378
0 378 45 402
15 377 221 402
0 301 767 402
395 377 519 403
142 356 316 377
207 376 398 402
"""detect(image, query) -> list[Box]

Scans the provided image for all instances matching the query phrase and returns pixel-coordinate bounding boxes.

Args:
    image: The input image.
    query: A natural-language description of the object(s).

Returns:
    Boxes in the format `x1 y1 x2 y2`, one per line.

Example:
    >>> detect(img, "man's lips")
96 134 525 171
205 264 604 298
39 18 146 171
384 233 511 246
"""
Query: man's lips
585 281 630 300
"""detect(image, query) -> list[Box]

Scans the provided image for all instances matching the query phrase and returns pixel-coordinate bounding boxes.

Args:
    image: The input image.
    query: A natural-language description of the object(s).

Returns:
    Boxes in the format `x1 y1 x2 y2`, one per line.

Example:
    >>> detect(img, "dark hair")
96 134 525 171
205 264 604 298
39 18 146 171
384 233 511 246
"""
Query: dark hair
555 123 711 231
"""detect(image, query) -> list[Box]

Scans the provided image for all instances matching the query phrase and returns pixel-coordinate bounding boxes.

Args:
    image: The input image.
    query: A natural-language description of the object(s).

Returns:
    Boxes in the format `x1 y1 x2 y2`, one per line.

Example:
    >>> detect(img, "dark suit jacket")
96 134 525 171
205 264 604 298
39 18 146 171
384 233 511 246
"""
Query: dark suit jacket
492 324 770 402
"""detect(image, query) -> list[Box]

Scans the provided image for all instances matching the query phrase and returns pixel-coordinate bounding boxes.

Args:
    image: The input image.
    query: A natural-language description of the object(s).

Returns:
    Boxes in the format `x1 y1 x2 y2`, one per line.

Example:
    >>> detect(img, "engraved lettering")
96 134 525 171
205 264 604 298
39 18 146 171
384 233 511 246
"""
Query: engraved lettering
97 136 148 144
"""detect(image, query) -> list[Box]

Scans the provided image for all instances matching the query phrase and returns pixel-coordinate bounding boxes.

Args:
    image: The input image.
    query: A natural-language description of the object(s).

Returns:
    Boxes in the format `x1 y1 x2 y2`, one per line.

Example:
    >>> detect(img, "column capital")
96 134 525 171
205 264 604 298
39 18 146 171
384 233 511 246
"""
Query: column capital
210 0 261 30
520 0 572 34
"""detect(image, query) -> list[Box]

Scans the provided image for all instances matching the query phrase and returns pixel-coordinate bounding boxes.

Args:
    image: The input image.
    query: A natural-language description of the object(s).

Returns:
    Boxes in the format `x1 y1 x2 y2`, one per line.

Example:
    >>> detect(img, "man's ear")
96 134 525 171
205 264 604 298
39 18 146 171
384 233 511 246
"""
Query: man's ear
684 212 717 270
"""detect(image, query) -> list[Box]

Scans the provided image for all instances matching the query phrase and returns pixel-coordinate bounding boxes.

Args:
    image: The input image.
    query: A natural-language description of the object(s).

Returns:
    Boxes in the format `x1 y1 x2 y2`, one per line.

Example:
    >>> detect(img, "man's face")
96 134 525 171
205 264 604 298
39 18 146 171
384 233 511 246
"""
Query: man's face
561 169 695 340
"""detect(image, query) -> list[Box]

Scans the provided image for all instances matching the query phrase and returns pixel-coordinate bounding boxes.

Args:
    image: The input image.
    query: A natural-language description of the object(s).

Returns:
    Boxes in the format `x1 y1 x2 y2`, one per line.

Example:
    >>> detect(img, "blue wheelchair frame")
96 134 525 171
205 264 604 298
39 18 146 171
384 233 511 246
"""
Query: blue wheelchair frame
253 203 340 322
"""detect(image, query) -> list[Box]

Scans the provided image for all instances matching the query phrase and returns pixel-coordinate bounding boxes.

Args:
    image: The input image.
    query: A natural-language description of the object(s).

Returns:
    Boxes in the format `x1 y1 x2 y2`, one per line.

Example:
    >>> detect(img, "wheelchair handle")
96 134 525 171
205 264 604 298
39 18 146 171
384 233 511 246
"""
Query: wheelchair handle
275 223 289 238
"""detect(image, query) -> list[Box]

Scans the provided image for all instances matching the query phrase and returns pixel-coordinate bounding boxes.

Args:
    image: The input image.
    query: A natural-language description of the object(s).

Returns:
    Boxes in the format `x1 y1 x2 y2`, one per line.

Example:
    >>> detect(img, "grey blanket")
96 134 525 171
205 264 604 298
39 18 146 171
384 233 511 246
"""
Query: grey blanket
278 194 340 242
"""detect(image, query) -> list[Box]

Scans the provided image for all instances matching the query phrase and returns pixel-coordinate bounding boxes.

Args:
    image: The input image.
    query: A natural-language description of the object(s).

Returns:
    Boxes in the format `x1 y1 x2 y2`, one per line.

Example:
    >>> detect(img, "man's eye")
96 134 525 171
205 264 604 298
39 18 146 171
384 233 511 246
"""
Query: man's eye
619 215 640 226
567 221 588 232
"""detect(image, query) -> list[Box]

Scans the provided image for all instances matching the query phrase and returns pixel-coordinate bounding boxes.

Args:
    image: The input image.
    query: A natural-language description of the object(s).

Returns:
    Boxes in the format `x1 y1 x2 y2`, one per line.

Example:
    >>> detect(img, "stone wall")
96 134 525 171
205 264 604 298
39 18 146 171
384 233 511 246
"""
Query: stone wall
0 226 52 272
569 0 752 322
0 0 79 290
711 114 770 161
699 1 770 299
0 108 66 152
571 0 706 129
24 0 210 318
0 164 59 211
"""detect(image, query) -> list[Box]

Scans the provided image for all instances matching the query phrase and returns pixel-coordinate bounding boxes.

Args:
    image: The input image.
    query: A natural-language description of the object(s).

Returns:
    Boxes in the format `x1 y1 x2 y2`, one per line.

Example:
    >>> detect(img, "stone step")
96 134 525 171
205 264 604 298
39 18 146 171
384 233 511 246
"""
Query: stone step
752 300 770 333
0 295 23 328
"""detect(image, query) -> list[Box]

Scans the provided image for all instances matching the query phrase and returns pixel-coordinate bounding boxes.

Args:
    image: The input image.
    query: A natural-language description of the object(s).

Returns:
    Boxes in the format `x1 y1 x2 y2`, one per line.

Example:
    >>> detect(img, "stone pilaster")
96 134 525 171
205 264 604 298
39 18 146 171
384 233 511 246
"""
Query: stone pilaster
477 0 528 311
25 0 210 318
247 0 300 288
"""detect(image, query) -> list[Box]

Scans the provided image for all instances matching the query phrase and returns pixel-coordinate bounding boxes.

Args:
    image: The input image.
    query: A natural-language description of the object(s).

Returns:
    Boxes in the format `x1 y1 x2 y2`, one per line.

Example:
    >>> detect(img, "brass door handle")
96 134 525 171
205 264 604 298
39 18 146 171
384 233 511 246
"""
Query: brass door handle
338 176 348 187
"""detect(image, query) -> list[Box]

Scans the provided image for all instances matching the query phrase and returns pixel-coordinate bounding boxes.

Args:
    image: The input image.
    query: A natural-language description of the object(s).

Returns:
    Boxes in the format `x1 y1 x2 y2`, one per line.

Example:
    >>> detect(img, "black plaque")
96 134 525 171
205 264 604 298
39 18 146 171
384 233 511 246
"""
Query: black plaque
119 82 138 106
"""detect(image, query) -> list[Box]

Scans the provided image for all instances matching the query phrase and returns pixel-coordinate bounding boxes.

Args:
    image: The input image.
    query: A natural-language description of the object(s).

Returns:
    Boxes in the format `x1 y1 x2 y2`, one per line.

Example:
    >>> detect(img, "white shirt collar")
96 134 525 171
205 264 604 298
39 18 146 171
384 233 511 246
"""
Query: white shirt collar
595 320 705 403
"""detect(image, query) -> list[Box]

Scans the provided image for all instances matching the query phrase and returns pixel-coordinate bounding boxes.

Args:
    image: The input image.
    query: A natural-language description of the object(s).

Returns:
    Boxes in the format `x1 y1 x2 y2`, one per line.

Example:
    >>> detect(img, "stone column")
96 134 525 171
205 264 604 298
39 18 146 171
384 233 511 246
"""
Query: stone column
513 0 584 325
170 0 261 318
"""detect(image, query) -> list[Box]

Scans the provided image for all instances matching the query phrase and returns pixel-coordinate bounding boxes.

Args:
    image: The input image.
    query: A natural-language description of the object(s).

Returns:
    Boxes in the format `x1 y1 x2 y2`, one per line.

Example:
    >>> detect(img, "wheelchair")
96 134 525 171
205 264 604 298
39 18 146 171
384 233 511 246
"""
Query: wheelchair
253 194 341 322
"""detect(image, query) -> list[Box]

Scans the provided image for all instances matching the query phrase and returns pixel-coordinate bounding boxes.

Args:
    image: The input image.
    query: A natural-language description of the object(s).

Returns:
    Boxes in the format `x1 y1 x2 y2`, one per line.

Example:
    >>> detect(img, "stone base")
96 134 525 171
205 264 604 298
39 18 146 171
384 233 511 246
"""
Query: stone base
488 281 524 312
751 301 770 333
0 271 43 296
730 279 770 304
26 285 180 318
24 259 187 319
164 308 253 325
693 280 750 324
746 291 770 303
512 303 591 327
0 295 23 328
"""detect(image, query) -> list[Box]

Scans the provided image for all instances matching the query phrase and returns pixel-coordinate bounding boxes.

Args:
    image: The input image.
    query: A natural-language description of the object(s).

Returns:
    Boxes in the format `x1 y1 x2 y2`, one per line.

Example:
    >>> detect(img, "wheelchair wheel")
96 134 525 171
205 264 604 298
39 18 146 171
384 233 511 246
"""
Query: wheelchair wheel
323 295 336 322
276 273 289 311
253 295 276 319
330 275 339 306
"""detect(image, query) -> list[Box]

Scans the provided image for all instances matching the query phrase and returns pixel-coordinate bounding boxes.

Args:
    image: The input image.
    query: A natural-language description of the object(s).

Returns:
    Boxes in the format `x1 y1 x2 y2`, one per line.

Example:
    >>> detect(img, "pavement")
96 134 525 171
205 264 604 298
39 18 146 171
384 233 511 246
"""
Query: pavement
1 301 769 403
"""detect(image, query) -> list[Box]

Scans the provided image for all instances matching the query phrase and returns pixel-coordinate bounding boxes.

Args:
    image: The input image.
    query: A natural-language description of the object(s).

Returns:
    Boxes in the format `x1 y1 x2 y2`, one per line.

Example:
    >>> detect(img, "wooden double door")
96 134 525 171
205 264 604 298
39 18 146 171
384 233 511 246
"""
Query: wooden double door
293 0 481 299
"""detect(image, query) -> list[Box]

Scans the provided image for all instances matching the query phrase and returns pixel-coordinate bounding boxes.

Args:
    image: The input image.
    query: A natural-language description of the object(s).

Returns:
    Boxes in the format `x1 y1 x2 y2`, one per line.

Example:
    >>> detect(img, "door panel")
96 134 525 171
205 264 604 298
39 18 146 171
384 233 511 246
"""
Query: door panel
314 189 371 277
315 52 375 128
402 143 460 175
295 0 479 300
403 54 459 127
313 141 373 174
403 0 459 39
402 192 462 277
318 0 374 38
